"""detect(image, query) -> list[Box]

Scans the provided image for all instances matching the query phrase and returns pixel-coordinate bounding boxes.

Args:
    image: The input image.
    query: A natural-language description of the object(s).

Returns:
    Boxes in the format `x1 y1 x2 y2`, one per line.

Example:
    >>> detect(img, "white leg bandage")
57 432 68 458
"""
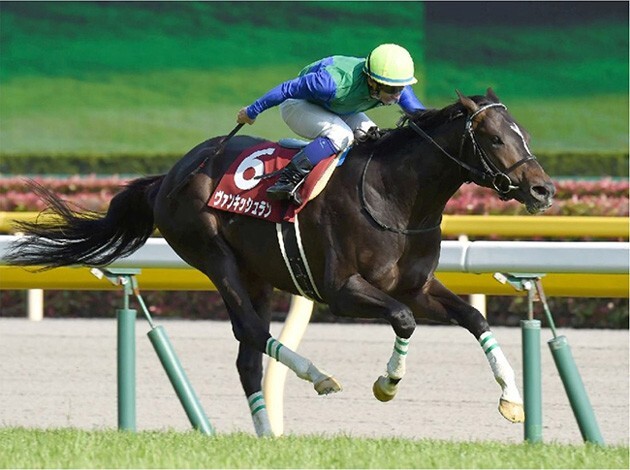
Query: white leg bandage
386 336 410 379
479 331 522 403
266 338 328 384
247 391 272 437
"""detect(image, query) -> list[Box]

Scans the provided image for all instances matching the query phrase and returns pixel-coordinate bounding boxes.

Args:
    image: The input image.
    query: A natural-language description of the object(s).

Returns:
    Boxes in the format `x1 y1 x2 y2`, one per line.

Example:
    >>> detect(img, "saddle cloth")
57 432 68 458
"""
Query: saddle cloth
208 141 344 223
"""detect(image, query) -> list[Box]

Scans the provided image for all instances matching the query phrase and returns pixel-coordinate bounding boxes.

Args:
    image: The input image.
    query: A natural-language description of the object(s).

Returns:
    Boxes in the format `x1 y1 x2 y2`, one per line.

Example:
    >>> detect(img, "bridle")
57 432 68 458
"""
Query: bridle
407 102 537 198
360 102 537 235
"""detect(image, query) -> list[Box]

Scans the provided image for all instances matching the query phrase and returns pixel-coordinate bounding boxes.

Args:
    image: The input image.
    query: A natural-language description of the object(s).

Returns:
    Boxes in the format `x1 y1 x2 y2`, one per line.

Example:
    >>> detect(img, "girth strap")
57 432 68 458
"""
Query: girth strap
275 215 323 303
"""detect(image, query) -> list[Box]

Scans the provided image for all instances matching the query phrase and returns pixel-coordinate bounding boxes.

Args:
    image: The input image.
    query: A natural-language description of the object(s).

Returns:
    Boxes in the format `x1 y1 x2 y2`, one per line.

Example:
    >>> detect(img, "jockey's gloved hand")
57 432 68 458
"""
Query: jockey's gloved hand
355 126 383 142
237 107 256 125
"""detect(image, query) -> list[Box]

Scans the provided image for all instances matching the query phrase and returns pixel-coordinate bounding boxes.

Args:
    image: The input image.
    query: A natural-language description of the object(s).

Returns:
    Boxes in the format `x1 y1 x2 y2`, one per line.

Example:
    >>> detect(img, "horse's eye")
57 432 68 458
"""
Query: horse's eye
491 136 503 146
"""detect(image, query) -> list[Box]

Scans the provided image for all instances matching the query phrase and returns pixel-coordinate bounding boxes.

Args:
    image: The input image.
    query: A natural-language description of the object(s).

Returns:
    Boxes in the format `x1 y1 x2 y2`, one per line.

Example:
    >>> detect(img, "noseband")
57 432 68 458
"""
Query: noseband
408 103 537 197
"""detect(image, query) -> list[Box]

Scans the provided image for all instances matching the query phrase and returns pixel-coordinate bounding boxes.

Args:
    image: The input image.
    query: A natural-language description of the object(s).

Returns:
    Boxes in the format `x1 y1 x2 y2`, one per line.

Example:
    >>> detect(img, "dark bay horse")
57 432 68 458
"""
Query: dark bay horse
6 89 555 436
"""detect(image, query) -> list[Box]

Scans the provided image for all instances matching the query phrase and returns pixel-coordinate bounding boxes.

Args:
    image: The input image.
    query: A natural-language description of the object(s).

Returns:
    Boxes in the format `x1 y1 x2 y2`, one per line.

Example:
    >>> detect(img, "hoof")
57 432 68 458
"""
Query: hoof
499 398 525 423
314 376 342 395
373 375 398 402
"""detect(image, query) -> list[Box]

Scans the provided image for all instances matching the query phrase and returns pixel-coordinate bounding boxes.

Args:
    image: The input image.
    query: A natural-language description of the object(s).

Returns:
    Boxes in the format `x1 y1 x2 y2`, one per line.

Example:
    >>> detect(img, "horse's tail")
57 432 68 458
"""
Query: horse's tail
4 175 165 270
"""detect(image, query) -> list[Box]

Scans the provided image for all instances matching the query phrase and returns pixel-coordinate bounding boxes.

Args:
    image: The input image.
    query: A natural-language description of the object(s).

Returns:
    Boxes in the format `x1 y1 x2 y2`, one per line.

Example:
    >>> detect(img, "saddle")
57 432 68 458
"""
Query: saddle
208 139 348 223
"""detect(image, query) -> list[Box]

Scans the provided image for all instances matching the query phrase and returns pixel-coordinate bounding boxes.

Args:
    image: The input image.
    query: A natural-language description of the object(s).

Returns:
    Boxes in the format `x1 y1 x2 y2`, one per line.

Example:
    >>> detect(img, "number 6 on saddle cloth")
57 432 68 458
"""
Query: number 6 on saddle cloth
208 139 349 301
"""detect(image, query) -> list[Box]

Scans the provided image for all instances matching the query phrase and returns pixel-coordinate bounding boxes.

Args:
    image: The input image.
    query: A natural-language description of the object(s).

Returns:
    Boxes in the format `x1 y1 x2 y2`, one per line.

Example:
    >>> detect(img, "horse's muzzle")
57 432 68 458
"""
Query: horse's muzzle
526 181 556 213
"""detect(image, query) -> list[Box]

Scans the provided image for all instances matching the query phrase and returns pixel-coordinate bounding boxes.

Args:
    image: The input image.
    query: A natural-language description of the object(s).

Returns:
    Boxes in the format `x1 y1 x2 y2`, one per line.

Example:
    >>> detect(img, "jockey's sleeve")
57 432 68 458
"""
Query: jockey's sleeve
398 86 426 114
246 72 337 120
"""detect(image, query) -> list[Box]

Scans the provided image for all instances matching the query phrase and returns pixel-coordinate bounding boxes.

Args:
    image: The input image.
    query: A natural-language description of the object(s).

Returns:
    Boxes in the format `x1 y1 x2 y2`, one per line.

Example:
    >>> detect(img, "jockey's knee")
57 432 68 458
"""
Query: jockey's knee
322 127 354 151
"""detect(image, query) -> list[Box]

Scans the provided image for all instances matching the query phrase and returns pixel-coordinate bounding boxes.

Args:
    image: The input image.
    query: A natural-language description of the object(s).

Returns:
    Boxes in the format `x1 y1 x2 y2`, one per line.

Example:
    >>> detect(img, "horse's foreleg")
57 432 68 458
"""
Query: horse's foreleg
328 274 416 402
265 337 342 395
421 279 524 423
477 331 524 422
372 335 410 402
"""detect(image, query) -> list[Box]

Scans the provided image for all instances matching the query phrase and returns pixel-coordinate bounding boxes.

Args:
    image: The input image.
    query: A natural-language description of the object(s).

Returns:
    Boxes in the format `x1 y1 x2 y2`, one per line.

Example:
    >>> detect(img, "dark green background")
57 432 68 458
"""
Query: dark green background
1 1 628 160
3 1 627 97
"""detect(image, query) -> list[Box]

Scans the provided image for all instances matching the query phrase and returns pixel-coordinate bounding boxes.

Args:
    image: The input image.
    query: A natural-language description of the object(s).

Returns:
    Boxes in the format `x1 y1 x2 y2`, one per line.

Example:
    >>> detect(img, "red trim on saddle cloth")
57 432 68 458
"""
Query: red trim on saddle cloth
208 141 336 223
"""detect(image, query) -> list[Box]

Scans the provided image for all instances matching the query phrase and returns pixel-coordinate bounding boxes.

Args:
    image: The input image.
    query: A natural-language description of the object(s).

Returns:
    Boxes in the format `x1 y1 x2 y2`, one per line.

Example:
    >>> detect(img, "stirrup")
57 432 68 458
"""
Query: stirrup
266 181 305 205
266 186 292 201
288 187 304 206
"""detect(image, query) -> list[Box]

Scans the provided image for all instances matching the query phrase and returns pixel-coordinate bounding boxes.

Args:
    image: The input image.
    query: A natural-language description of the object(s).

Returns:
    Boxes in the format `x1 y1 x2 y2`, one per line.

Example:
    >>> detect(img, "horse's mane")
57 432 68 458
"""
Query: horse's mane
406 94 494 130
406 103 464 130
355 95 490 148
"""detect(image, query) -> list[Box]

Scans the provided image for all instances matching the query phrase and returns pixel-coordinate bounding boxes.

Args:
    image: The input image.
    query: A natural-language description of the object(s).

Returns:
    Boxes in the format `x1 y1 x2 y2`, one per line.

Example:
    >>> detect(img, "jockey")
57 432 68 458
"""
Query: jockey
236 43 426 204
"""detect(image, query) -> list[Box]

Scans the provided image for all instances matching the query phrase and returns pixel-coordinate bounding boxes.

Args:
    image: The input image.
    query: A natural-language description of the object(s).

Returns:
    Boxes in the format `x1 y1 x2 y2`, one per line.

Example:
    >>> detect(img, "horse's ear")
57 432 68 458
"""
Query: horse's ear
456 89 479 114
486 87 500 103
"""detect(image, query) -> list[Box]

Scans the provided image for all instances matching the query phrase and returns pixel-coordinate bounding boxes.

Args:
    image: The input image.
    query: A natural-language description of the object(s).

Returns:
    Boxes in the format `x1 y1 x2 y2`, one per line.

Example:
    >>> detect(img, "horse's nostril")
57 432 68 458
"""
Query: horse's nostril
531 185 551 200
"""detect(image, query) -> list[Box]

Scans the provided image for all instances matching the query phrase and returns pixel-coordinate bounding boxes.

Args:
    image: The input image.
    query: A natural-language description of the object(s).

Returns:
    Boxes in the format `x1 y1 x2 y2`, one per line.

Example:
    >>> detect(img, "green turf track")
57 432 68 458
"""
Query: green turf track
1 428 628 469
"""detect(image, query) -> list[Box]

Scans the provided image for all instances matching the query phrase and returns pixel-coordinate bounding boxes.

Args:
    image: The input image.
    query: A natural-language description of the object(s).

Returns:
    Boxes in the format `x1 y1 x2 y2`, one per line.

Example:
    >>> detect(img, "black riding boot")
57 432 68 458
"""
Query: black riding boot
266 150 313 205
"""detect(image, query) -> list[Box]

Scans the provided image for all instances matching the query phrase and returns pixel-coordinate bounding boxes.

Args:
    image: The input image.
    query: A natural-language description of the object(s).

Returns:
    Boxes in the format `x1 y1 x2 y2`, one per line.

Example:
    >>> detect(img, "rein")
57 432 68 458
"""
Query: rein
408 103 537 197
360 152 442 235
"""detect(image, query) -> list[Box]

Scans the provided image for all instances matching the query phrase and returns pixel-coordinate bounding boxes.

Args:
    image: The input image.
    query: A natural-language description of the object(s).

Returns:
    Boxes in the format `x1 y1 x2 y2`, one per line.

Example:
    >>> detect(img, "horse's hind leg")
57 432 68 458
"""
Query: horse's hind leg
265 337 342 396
176 233 340 402
234 282 274 437
416 279 524 423
232 280 337 436
238 341 274 436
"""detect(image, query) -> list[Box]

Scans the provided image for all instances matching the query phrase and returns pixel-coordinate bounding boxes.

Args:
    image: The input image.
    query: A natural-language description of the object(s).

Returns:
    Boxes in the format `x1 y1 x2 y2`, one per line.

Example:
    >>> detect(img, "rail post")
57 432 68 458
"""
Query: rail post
495 273 544 442
534 279 604 445
521 318 543 442
495 272 604 445
92 267 214 435
91 267 140 431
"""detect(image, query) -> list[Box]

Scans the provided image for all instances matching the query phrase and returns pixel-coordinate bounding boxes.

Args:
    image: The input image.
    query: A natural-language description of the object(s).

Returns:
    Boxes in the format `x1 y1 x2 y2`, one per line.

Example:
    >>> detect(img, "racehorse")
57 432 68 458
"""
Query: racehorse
6 89 555 437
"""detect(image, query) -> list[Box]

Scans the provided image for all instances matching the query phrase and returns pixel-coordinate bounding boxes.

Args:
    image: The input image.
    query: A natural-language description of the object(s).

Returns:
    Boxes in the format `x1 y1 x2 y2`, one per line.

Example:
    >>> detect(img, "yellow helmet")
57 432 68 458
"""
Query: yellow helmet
364 44 417 86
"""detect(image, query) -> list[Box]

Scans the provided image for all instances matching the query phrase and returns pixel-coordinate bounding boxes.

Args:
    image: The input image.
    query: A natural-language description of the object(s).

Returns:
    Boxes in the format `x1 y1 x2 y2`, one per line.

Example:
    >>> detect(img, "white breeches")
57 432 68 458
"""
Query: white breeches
280 99 376 151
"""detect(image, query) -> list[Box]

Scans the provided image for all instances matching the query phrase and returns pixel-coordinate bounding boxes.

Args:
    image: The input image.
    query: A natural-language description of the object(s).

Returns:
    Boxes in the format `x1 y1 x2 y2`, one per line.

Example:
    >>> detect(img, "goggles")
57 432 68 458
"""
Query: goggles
378 84 405 95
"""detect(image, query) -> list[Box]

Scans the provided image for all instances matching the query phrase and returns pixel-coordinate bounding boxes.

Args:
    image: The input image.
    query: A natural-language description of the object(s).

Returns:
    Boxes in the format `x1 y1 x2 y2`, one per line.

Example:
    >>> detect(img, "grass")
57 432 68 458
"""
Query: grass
0 67 413 155
1 3 627 156
1 68 627 155
1 427 628 469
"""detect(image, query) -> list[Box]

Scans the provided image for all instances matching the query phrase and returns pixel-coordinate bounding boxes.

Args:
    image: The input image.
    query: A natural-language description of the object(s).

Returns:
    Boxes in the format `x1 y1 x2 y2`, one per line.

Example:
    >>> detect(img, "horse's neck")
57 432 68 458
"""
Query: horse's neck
378 123 467 223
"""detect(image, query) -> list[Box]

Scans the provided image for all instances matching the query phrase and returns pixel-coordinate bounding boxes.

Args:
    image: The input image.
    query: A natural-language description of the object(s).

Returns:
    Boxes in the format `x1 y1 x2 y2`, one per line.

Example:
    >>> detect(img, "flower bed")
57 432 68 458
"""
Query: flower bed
1 176 627 216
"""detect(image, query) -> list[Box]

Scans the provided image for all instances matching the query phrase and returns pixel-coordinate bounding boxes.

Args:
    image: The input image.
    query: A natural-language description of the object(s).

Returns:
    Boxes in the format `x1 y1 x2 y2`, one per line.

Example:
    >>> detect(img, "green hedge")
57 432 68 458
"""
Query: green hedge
0 154 177 176
536 152 629 178
1 151 628 177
